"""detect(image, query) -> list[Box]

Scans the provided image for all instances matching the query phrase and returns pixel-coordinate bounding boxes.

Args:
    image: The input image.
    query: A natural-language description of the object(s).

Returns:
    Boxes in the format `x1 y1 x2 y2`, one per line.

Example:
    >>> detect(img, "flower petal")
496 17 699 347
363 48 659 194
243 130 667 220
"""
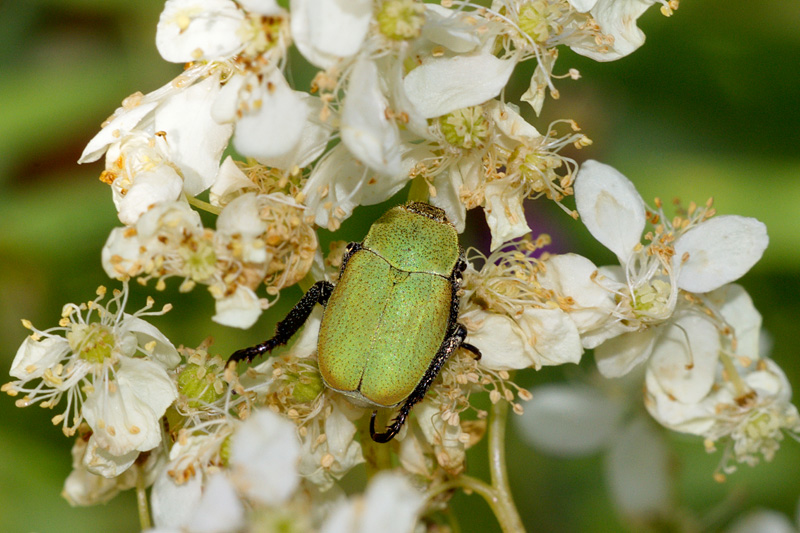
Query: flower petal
156 0 245 63
519 307 583 369
648 313 721 404
595 327 658 378
79 102 159 163
232 71 308 161
120 315 181 369
403 54 516 119
186 474 244 533
605 417 670 519
257 94 334 170
116 168 184 225
10 336 70 380
154 76 234 195
574 160 645 265
290 0 372 69
539 253 626 348
483 179 531 251
516 383 624 456
151 467 203 528
212 285 263 329
674 215 768 293
230 409 301 505
341 59 403 176
82 357 177 456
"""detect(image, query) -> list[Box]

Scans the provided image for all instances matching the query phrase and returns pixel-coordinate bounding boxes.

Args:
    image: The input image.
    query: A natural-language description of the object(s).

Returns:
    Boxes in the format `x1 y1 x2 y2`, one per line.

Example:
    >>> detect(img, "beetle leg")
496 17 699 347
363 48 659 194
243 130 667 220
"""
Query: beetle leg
340 242 363 272
460 342 482 360
370 323 470 443
228 280 334 364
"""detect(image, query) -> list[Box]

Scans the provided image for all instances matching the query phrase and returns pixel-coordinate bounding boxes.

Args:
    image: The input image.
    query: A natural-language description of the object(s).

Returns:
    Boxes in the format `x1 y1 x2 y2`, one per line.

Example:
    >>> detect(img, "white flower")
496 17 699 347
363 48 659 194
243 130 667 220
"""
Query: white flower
297 398 365 490
156 0 246 63
290 0 372 69
63 433 164 506
538 253 626 349
574 160 768 378
426 100 584 249
80 70 233 223
150 423 240 529
403 53 518 119
3 284 178 467
341 58 403 176
464 306 582 370
517 377 672 521
459 244 583 371
229 409 301 505
644 284 800 472
320 472 425 533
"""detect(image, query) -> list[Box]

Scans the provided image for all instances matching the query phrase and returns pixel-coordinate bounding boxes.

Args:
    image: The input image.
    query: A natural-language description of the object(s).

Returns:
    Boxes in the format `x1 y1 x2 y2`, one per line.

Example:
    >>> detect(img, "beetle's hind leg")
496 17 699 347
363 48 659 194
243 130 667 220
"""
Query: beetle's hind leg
228 280 334 365
370 323 475 443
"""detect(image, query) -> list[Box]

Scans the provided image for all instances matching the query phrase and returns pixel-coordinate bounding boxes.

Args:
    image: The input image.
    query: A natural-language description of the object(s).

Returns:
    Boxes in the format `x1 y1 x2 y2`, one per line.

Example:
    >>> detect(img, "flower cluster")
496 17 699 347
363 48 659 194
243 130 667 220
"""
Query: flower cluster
7 0 799 531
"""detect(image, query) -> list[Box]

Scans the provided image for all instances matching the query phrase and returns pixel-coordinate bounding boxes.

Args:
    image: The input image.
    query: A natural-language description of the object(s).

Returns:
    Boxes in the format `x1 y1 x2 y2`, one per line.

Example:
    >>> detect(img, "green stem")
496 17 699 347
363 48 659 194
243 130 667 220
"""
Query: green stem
423 404 525 531
360 416 393 479
186 194 222 215
135 463 152 531
487 400 525 532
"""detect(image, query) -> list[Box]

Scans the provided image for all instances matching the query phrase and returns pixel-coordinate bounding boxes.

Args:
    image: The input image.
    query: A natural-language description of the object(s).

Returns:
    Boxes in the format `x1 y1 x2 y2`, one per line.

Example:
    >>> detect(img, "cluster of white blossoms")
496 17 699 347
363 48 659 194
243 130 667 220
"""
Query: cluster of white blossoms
7 0 800 531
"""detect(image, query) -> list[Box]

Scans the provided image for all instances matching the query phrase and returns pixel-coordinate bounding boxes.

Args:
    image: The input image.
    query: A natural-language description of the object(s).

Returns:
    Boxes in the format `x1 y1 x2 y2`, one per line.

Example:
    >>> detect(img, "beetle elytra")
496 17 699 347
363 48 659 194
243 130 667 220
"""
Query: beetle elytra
228 202 480 442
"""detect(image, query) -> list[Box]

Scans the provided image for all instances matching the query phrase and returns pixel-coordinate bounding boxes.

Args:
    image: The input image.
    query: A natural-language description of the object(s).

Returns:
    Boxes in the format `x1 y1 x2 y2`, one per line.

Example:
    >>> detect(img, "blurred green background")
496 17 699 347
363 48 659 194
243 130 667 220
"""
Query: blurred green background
1 1 798 531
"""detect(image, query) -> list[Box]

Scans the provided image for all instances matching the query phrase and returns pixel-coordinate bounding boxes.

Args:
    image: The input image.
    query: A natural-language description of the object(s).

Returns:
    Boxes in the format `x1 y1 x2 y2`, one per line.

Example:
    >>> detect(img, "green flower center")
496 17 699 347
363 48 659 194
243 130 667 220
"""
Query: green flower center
439 106 489 150
632 279 671 317
377 0 425 40
68 323 115 364
180 239 217 283
291 367 324 403
508 146 561 193
518 1 566 44
177 363 224 407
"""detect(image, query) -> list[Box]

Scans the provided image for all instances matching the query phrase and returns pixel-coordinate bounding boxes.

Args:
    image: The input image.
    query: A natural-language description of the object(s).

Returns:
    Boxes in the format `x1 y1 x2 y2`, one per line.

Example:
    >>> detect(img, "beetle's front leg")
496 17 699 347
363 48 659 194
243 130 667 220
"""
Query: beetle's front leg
370 322 480 443
228 280 334 364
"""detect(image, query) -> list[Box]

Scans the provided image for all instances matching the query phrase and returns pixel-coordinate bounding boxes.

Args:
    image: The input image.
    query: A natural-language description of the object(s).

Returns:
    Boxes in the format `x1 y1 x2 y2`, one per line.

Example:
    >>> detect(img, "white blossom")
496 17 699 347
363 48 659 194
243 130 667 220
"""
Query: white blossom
644 285 800 471
3 285 178 470
156 0 246 63
517 376 672 521
229 409 301 505
574 160 768 378
63 434 164 506
320 472 425 533
403 53 517 119
464 306 582 370
290 0 372 69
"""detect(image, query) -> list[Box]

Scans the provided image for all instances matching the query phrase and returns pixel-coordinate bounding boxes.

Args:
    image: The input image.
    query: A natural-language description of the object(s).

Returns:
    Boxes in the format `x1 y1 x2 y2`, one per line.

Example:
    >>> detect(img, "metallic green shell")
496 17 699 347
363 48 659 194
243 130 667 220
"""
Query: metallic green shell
362 203 460 275
317 204 459 407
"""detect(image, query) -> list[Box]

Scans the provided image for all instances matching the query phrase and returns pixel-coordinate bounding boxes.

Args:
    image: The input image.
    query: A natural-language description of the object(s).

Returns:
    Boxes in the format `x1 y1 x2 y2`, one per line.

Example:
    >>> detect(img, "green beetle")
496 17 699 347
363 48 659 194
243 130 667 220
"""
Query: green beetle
229 202 480 442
